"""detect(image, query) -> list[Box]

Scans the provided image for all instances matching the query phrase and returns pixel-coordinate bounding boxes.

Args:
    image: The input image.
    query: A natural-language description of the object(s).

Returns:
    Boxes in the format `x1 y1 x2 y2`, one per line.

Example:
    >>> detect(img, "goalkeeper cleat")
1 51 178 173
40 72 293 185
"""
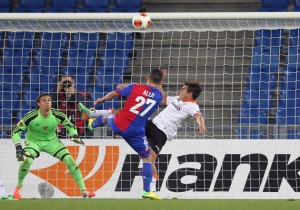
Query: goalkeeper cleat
13 187 22 200
81 189 95 198
88 118 95 130
141 190 161 200
78 103 94 120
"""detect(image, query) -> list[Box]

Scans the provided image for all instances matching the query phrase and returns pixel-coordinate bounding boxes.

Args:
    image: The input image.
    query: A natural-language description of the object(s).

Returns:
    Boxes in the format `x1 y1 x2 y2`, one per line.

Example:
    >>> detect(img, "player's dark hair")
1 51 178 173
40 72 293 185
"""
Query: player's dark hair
184 81 202 99
58 74 75 81
149 69 164 84
36 93 52 105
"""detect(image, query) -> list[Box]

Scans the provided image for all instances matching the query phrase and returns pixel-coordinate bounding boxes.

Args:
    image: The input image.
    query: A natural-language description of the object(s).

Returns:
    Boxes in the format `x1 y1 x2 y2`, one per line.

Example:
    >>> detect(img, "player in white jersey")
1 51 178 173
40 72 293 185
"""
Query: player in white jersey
78 80 207 194
144 80 207 191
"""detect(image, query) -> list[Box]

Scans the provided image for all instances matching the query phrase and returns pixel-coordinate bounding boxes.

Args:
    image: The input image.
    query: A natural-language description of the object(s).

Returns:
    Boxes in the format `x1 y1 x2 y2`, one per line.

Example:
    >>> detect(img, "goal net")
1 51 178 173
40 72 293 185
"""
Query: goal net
1 12 300 140
1 12 300 199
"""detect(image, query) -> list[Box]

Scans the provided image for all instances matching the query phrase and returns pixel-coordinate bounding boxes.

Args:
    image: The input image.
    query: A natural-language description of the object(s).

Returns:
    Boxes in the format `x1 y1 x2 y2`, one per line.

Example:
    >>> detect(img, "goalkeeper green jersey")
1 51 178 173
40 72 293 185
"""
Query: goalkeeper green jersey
12 108 78 144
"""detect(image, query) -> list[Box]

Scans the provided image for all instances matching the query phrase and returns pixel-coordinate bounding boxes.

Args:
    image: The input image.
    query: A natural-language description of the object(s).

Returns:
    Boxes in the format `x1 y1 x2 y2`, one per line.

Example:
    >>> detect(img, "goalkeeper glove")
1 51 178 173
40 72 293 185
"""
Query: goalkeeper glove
15 143 31 161
70 135 85 145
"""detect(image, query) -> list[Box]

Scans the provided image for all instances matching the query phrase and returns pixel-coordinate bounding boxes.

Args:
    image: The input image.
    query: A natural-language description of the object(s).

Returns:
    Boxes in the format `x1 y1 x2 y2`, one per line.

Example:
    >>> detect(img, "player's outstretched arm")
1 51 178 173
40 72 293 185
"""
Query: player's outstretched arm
117 83 129 89
12 119 27 144
157 82 166 105
159 68 167 105
94 91 119 106
12 120 27 161
194 113 207 134
12 113 36 161
53 109 84 145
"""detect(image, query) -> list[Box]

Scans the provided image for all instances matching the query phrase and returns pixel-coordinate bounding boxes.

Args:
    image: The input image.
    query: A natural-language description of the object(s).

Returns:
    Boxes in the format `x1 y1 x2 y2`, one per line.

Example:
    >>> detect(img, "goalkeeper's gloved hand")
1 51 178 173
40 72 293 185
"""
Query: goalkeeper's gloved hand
15 143 24 161
15 143 31 161
70 135 85 145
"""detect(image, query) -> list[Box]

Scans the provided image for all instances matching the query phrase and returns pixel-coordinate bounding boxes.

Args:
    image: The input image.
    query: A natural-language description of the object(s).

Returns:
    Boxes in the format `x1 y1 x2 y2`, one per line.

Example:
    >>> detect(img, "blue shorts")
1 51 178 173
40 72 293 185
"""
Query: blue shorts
107 114 150 158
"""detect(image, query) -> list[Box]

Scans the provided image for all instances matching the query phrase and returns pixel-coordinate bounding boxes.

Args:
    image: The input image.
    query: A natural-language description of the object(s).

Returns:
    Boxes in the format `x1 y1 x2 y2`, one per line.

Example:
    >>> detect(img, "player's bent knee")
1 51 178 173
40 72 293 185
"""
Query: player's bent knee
142 155 151 162
150 149 158 160
62 154 78 171
103 115 108 123
140 149 151 160
21 156 34 168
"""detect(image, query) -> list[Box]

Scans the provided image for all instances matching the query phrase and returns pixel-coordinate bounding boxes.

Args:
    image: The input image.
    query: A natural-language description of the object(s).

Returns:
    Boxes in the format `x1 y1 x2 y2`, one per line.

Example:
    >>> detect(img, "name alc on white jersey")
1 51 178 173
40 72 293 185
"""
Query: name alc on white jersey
153 96 200 141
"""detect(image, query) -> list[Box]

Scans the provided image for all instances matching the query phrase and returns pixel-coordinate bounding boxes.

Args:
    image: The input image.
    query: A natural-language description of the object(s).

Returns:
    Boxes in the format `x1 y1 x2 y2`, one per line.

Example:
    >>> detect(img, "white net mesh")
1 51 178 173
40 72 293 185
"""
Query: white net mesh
2 12 300 199
1 12 300 140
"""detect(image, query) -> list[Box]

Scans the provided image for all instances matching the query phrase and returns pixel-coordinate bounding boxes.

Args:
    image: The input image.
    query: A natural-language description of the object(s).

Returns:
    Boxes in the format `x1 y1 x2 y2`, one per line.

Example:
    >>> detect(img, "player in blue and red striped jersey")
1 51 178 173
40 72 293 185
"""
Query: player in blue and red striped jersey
79 69 164 199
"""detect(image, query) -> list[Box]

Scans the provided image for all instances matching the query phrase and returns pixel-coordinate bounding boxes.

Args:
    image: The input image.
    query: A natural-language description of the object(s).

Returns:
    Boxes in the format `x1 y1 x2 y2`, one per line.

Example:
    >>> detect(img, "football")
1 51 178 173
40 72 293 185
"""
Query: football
132 13 151 30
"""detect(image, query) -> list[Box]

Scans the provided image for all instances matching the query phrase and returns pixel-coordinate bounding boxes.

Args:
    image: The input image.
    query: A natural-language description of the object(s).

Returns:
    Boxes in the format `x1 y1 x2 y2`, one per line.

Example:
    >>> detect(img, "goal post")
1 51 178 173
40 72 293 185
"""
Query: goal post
1 12 300 199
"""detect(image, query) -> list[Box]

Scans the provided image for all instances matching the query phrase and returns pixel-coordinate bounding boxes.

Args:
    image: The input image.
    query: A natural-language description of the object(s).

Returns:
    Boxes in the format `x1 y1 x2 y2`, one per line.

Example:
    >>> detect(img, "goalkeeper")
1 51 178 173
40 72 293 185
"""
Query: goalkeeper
11 93 95 200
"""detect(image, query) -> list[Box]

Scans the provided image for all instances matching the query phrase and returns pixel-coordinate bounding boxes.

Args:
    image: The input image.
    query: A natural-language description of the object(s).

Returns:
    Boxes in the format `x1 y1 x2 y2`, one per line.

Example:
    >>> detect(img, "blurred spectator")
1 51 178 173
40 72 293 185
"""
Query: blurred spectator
51 74 93 138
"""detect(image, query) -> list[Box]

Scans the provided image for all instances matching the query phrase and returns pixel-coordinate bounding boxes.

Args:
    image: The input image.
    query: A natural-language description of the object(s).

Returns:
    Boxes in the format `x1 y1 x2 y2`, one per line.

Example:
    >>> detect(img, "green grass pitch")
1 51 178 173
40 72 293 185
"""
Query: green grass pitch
1 199 300 210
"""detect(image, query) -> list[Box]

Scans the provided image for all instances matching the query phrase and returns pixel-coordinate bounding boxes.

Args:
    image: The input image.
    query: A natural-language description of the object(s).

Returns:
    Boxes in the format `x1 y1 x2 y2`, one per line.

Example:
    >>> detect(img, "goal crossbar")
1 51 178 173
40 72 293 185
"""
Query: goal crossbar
0 12 300 20
1 12 300 32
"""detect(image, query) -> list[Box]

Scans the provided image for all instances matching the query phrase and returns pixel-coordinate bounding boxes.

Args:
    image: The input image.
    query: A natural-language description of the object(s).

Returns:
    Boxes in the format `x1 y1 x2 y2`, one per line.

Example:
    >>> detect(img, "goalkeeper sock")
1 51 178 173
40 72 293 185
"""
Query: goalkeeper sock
63 155 85 191
90 109 112 118
17 157 33 188
142 162 152 192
